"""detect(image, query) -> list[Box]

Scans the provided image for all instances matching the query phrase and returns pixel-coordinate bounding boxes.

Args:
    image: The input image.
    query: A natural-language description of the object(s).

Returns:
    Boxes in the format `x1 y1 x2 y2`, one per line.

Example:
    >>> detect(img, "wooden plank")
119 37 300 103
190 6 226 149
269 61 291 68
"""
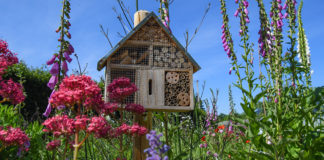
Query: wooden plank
189 70 194 110
139 70 148 106
126 40 173 47
110 64 151 69
153 70 165 106
136 51 149 64
133 112 151 160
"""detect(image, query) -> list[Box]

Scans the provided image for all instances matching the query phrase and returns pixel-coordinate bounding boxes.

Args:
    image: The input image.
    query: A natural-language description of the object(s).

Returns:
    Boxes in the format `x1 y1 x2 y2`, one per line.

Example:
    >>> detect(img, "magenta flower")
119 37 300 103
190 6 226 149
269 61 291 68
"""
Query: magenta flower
62 60 68 72
68 44 74 54
244 8 249 15
234 9 240 17
49 62 59 76
47 75 58 90
46 54 57 65
43 90 55 117
63 51 72 63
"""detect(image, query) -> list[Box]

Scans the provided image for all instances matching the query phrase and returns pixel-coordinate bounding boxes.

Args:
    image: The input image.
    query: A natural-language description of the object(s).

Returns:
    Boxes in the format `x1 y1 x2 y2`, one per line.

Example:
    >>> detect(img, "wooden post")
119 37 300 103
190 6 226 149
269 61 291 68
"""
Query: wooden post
133 111 152 160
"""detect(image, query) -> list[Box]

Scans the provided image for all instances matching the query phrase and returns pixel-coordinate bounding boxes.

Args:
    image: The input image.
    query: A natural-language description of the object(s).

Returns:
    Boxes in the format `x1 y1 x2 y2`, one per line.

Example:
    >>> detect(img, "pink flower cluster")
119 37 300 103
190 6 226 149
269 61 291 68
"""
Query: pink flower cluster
0 79 25 105
113 123 147 137
0 40 25 105
97 102 118 115
42 115 113 139
0 126 30 152
49 75 103 110
0 40 18 79
125 103 145 114
46 140 61 151
87 116 111 138
42 115 75 137
107 77 137 101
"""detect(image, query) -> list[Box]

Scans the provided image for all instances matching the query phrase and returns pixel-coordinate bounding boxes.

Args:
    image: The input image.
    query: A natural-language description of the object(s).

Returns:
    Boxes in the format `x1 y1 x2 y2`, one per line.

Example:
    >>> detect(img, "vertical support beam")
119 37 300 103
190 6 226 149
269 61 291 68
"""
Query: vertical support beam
133 112 152 160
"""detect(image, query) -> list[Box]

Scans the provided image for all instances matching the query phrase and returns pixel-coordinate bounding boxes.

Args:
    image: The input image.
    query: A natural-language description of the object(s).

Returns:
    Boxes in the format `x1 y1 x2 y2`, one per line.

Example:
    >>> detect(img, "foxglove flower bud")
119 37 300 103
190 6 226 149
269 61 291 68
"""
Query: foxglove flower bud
49 62 59 76
68 44 74 54
63 51 72 63
47 75 58 90
62 60 68 72
46 54 57 65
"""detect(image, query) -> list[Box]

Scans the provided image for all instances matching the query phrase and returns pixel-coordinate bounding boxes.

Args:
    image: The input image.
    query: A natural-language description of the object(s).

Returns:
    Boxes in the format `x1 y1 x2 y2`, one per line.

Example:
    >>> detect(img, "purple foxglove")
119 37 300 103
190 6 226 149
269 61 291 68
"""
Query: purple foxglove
68 44 74 54
62 60 68 72
221 33 226 40
274 98 278 103
221 24 225 29
46 54 57 65
43 90 55 117
43 103 52 117
244 8 249 15
49 62 59 76
245 17 250 23
165 16 169 22
222 38 227 44
283 13 288 18
64 51 72 63
243 0 249 7
283 3 287 10
162 21 168 28
47 75 58 89
278 4 283 10
227 49 231 56
234 10 239 17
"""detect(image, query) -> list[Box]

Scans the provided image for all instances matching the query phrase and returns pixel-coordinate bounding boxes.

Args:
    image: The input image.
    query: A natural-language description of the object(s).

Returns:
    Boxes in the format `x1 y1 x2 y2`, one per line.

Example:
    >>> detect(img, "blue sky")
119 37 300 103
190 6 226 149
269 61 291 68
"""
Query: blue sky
0 0 323 114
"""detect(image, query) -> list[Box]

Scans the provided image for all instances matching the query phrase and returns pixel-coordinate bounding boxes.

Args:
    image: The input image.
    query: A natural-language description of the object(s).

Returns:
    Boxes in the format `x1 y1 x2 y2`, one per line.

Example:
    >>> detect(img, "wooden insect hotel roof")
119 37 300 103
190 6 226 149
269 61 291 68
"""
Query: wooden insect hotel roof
97 12 201 72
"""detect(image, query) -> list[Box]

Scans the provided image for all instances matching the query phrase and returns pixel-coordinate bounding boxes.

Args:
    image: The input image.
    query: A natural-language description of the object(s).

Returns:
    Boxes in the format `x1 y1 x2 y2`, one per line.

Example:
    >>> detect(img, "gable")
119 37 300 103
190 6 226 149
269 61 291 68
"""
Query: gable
97 12 200 72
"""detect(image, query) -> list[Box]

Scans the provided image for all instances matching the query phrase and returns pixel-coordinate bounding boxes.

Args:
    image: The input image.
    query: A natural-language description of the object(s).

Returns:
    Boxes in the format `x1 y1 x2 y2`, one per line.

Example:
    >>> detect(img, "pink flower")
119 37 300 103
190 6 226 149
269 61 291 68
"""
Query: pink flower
74 115 89 131
98 102 118 115
0 126 30 152
0 79 25 105
49 75 103 110
46 140 61 151
234 9 240 17
66 31 71 39
42 115 75 137
87 116 111 138
107 77 137 101
125 104 145 114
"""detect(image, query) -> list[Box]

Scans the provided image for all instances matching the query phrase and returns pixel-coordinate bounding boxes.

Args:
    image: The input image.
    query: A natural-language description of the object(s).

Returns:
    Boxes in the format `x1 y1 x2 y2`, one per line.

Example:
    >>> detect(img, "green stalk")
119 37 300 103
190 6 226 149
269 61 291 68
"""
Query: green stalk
57 0 67 84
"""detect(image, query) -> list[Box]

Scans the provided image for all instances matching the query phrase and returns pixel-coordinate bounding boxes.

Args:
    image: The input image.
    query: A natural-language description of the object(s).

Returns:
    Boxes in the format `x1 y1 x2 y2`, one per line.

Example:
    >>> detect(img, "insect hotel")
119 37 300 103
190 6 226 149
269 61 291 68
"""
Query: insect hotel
97 11 200 111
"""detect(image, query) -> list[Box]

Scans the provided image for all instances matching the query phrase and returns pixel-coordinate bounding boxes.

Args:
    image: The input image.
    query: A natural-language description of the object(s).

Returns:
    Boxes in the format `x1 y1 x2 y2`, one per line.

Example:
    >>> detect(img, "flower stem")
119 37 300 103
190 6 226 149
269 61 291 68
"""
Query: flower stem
73 132 79 160
57 0 67 84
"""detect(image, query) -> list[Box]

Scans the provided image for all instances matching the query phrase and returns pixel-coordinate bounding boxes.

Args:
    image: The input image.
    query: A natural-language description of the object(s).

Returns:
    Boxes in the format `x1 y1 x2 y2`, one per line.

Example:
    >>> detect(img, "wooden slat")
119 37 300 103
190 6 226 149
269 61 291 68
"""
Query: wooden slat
153 70 165 106
125 40 174 47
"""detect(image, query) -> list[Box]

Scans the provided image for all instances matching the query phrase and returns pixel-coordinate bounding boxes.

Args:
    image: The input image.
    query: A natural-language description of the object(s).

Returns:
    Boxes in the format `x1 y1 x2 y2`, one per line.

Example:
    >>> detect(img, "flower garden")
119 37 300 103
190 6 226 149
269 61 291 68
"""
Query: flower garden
0 0 323 159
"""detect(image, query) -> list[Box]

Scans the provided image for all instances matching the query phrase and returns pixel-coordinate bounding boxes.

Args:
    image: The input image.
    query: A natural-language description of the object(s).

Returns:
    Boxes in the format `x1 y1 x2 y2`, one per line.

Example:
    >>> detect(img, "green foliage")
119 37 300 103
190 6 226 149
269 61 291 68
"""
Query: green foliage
3 61 51 121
